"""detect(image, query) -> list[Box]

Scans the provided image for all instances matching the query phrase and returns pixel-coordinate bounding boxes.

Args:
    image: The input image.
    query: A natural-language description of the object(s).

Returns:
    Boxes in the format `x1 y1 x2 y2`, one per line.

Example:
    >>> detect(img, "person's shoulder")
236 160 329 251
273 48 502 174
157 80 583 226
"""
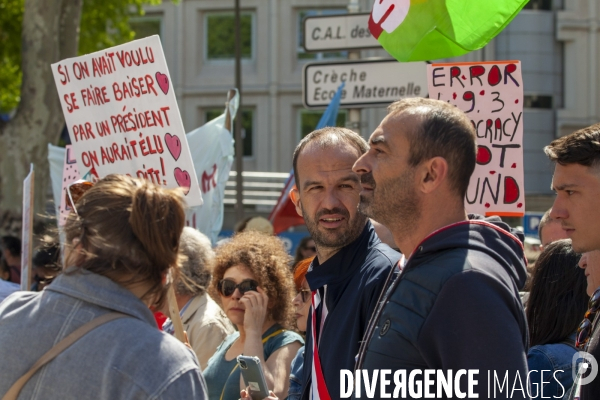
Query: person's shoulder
264 329 304 354
0 289 38 313
109 317 197 359
276 329 305 346
189 295 233 329
528 345 558 371
362 242 400 272
529 342 577 370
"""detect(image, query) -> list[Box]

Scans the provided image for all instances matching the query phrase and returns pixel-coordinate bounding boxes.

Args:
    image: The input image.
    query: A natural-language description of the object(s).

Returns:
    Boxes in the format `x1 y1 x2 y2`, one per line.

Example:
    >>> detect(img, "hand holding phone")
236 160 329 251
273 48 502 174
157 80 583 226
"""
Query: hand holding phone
237 355 271 400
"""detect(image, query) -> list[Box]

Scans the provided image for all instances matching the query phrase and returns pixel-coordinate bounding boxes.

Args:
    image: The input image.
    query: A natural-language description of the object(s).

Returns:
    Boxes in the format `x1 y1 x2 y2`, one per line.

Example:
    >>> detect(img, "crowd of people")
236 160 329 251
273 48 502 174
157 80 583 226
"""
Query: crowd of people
0 97 599 399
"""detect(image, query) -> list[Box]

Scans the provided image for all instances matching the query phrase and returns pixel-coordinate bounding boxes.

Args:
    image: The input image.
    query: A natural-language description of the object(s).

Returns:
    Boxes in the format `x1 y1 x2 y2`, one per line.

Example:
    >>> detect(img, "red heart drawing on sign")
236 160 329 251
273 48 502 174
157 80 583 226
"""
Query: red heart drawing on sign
156 72 169 95
174 168 191 195
164 133 181 161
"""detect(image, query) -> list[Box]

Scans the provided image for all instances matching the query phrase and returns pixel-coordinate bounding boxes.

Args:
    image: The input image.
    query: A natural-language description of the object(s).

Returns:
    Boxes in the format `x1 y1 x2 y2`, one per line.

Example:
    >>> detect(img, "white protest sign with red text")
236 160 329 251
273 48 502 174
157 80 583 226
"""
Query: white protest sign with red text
51 35 202 206
427 61 524 217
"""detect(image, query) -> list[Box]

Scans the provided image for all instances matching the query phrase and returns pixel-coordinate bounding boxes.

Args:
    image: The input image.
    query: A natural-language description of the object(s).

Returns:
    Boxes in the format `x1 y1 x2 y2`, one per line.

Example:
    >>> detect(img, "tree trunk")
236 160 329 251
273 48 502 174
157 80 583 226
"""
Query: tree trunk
0 0 83 235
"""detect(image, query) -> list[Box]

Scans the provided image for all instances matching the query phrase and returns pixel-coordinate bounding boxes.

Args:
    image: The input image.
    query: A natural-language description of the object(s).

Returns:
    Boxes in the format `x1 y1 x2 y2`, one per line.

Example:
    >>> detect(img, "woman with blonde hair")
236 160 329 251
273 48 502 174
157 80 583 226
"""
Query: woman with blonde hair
203 231 303 400
0 174 207 399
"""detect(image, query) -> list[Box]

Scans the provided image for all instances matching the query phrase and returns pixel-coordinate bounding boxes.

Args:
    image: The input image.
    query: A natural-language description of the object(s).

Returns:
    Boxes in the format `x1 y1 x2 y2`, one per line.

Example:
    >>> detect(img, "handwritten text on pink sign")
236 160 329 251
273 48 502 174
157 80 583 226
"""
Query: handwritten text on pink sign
427 61 524 216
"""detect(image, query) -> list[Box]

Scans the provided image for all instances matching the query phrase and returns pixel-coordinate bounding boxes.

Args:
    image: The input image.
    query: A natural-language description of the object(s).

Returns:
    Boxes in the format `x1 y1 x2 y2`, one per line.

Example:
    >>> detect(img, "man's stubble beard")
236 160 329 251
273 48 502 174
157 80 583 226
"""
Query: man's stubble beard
359 170 421 241
301 205 367 251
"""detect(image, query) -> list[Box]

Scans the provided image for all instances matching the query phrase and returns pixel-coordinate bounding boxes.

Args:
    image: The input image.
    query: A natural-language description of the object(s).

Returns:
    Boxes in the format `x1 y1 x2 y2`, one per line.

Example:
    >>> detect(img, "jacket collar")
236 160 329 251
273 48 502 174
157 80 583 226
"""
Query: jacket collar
46 268 157 326
305 221 378 290
181 293 209 324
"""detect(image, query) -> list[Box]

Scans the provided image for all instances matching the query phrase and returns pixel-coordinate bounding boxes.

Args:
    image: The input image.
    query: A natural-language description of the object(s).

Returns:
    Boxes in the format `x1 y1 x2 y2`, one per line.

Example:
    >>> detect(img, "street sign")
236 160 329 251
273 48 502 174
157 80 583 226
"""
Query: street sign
303 59 428 108
303 13 380 52
523 212 545 237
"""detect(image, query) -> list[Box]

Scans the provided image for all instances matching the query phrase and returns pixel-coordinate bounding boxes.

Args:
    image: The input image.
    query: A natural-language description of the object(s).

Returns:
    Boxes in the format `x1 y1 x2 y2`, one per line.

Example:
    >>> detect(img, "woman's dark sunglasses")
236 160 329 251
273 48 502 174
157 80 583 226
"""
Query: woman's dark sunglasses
218 279 258 297
298 289 311 303
576 287 600 349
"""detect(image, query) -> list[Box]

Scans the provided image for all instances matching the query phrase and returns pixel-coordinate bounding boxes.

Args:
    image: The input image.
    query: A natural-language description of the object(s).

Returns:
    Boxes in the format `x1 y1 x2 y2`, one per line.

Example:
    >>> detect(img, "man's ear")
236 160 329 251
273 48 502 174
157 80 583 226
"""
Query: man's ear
289 185 304 217
419 156 448 194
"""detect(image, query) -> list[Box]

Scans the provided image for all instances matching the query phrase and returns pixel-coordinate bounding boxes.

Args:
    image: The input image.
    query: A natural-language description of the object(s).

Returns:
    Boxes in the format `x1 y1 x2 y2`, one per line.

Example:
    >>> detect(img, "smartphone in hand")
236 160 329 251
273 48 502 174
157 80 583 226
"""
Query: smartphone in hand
237 355 270 400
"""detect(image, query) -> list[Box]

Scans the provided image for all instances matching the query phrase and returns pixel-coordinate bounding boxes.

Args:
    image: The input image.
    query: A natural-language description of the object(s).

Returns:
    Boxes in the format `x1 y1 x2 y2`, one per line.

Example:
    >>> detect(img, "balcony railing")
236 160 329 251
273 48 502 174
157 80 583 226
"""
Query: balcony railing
224 171 290 209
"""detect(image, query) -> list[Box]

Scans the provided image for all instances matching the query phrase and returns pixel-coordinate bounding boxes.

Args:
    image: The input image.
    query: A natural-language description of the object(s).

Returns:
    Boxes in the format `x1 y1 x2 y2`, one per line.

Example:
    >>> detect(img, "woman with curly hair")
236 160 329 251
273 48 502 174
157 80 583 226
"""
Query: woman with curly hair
203 231 303 400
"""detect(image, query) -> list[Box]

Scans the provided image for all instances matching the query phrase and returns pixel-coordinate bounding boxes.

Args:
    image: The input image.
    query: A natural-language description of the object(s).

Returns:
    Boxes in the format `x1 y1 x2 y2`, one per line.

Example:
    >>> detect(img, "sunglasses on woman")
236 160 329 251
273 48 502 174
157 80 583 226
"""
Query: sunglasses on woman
298 289 311 303
65 179 94 215
217 279 258 297
576 287 600 349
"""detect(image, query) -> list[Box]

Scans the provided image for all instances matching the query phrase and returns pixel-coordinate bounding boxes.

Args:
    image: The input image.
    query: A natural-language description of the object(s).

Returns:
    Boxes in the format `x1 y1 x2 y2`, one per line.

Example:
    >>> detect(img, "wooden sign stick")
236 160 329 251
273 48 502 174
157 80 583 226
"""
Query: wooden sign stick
166 285 186 343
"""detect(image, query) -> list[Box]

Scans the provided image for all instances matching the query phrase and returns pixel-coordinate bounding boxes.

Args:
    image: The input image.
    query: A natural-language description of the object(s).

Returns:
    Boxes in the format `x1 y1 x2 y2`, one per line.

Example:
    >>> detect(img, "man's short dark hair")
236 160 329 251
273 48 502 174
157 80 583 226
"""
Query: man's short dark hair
0 236 21 258
544 123 600 168
292 127 368 189
387 98 477 198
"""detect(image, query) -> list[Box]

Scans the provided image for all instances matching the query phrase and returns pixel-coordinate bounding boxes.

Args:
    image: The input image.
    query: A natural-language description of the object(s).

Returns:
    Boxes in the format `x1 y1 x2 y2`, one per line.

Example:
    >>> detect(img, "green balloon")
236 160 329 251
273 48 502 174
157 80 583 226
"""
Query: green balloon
370 0 529 62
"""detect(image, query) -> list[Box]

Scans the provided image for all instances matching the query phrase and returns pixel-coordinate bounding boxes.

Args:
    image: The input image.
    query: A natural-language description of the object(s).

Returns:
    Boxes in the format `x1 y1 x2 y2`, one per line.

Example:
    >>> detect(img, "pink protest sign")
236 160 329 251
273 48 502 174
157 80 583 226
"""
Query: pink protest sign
50 35 202 206
427 61 525 217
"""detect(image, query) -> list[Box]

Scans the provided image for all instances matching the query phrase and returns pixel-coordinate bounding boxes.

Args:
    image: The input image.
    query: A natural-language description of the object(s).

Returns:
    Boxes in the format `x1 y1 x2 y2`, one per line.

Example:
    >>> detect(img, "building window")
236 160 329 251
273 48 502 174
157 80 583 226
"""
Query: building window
205 12 254 60
206 108 254 157
297 9 348 60
523 95 553 109
298 109 347 140
523 0 552 10
130 15 163 39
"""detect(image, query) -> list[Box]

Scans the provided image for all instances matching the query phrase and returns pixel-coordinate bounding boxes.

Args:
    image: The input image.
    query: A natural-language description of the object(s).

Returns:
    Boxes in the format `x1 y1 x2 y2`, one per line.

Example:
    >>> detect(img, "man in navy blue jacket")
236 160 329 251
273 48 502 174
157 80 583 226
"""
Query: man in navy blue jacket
289 127 400 399
353 98 529 399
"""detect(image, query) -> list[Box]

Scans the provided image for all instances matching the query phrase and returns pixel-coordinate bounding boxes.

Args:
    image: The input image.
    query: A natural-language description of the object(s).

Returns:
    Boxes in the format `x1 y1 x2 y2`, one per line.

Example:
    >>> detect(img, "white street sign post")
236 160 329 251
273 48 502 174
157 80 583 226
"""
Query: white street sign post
303 59 428 108
303 13 380 52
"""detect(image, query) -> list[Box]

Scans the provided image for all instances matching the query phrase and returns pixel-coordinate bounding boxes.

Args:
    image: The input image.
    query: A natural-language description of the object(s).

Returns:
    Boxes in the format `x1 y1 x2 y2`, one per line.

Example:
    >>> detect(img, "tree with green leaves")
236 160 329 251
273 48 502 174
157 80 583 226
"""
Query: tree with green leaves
0 0 160 233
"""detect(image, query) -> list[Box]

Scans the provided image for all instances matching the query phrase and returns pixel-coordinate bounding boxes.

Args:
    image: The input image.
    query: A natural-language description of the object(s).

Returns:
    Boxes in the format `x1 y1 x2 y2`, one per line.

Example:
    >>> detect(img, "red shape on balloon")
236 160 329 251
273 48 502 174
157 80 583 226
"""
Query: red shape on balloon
480 90 485 95
485 203 491 208
517 203 523 208
453 93 457 100
490 171 496 175
495 119 502 129
511 163 517 168
476 146 492 165
462 75 467 80
504 176 520 204
515 99 519 104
